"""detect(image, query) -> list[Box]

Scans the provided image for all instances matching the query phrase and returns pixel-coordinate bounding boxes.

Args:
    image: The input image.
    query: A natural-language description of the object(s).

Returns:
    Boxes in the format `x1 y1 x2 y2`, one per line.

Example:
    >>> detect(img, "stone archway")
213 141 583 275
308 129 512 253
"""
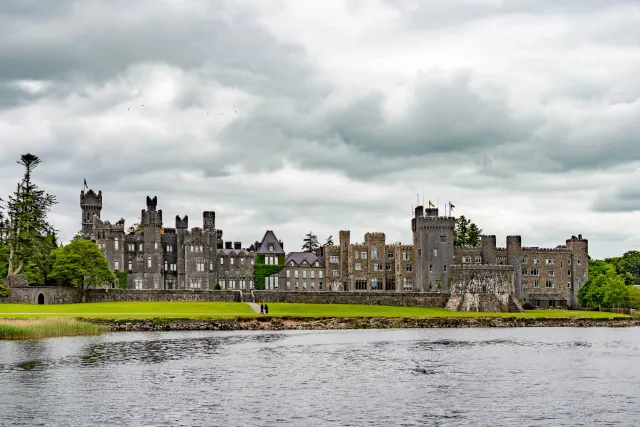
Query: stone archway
37 293 45 305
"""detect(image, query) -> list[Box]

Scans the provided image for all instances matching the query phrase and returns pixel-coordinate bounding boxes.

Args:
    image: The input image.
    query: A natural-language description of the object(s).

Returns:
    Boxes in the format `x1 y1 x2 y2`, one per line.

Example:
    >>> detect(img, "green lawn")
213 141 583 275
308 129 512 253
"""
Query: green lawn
0 302 630 319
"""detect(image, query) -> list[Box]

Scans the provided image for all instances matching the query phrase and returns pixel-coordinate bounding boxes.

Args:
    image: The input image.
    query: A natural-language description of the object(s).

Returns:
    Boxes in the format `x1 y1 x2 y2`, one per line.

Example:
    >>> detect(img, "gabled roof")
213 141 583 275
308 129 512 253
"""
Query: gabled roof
285 251 325 267
257 230 285 254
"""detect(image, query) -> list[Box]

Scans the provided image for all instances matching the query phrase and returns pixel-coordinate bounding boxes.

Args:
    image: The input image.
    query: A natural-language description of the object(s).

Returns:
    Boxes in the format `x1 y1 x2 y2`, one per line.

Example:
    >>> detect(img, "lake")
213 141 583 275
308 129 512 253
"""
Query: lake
1 328 640 426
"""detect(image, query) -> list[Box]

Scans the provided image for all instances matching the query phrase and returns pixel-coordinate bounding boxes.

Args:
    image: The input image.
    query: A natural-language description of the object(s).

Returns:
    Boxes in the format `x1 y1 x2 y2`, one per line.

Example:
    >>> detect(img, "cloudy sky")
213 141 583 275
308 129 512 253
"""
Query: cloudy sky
1 0 639 258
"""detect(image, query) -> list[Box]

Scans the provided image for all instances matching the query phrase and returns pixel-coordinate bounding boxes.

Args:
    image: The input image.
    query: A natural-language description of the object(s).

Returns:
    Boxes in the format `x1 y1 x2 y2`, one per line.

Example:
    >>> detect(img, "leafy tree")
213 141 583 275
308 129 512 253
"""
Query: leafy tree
602 275 629 308
3 154 57 281
49 239 116 302
454 216 483 247
127 222 142 234
629 286 640 310
325 235 334 246
578 260 631 308
302 231 319 252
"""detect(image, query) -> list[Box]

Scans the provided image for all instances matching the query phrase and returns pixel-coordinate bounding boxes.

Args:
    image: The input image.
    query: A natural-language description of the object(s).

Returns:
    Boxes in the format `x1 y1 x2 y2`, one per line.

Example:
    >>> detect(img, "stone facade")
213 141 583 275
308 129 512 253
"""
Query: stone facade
445 265 523 312
280 251 325 291
1 286 81 304
86 289 240 303
253 291 449 307
81 190 254 291
316 232 415 293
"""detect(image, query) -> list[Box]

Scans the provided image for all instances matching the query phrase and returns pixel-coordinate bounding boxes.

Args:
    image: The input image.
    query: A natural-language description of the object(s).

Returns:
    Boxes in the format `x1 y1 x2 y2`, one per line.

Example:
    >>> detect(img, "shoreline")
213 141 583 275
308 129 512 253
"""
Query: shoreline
90 316 640 332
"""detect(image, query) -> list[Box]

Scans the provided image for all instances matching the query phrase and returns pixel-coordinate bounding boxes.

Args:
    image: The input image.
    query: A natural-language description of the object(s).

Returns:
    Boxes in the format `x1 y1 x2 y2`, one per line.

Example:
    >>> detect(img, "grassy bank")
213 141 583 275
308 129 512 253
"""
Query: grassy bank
0 318 108 340
0 302 631 319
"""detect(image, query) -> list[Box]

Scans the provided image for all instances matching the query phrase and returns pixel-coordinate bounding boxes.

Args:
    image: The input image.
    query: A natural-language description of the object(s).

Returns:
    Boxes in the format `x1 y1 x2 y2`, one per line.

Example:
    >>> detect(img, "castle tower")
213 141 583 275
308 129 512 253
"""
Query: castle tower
481 235 497 265
506 235 522 299
80 189 102 237
413 206 455 292
203 211 215 231
566 234 589 307
176 215 189 288
339 230 350 290
141 196 163 289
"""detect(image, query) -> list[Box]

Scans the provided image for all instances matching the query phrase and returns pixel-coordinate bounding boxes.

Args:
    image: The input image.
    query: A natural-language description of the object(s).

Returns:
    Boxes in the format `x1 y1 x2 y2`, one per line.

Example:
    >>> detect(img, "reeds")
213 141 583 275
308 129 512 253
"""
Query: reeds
0 318 107 340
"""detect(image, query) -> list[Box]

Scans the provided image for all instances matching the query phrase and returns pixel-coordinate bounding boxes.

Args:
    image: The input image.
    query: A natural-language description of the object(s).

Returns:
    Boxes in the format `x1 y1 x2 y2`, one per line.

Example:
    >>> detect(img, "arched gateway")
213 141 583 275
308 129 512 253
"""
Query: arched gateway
37 293 45 305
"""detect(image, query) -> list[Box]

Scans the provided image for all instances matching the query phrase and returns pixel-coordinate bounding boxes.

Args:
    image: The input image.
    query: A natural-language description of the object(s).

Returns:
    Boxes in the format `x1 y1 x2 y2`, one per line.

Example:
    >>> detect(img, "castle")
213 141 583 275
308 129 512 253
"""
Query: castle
82 190 588 309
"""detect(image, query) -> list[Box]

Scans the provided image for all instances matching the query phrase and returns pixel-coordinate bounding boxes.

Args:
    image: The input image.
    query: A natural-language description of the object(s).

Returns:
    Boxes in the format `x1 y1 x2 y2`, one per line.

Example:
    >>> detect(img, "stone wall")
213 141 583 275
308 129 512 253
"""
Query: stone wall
1 286 81 304
446 265 523 312
86 289 241 303
253 291 449 307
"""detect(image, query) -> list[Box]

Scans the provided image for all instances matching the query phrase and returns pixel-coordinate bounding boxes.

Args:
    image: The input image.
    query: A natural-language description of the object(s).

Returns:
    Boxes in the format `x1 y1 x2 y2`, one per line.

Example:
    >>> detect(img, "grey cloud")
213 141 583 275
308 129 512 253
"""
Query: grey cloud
592 182 640 212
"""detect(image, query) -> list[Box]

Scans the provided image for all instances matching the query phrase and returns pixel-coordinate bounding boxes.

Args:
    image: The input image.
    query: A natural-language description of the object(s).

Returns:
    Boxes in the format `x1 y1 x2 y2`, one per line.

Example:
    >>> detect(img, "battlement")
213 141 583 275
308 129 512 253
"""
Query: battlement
451 264 515 271
522 247 571 253
506 235 521 243
146 196 158 209
365 232 386 239
163 228 176 236
80 189 102 204
480 235 497 240
176 215 188 229
203 211 215 230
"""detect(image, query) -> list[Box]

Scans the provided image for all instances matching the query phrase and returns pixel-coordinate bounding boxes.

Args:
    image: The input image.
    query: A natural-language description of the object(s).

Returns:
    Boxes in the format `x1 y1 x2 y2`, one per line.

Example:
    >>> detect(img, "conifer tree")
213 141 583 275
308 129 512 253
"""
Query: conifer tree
302 231 320 252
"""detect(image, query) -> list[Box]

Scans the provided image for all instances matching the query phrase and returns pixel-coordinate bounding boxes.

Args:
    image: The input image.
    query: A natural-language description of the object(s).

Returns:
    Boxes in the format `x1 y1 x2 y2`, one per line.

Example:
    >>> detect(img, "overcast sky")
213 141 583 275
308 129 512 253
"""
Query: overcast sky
1 0 639 258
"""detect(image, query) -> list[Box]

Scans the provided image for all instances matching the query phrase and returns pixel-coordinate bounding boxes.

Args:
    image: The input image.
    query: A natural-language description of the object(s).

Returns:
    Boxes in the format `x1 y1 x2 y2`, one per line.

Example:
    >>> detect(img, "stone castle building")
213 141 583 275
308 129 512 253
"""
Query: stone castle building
82 188 588 308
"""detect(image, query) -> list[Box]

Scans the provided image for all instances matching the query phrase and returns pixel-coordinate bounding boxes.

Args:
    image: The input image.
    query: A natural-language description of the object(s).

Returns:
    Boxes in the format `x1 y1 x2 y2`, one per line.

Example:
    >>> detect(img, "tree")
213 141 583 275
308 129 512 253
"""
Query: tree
3 154 57 281
454 216 483 247
127 222 142 234
578 260 631 308
325 235 334 246
602 276 629 309
49 239 116 302
302 231 319 252
629 286 640 310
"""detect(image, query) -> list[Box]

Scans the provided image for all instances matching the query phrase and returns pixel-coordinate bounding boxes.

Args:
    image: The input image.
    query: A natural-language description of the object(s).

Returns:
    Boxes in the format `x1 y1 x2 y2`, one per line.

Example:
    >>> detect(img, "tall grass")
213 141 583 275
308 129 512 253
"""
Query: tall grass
0 318 108 340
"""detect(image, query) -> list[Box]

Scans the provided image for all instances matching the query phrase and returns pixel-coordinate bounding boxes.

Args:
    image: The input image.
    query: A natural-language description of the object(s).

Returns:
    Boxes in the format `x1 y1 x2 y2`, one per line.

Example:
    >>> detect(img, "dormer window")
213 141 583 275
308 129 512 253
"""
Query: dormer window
290 262 295 266
268 244 274 252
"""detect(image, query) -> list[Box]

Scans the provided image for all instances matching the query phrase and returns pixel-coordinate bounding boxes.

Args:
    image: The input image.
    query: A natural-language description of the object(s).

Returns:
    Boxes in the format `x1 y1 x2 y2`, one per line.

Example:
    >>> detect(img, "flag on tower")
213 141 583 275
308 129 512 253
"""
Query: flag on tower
84 178 88 190
449 201 455 212
428 200 435 208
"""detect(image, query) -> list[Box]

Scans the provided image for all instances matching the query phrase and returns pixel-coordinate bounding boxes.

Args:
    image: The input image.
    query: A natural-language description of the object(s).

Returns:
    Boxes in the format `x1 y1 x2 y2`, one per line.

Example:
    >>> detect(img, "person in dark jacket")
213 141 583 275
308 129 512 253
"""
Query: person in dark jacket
265 304 269 314
260 304 264 314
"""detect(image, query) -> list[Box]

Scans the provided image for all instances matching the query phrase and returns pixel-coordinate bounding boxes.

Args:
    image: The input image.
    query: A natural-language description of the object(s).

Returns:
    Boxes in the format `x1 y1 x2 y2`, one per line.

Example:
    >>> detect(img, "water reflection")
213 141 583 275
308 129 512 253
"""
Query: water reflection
0 328 639 426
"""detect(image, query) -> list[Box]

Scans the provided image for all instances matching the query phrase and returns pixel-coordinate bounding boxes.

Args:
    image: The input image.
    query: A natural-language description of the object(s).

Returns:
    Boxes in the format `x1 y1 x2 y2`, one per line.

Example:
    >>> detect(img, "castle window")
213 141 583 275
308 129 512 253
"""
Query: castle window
568 270 571 276
199 245 203 252
311 271 315 279
134 277 143 289
114 238 119 250
417 249 421 258
549 269 554 276
311 281 315 289
302 280 307 290
403 279 413 291
295 280 299 290
354 262 362 271
172 264 176 271
373 263 382 271
330 255 339 263
114 261 119 270
230 257 234 265
388 252 395 259
319 271 323 279
462 256 471 264
403 252 409 261
371 246 377 259
164 261 168 271
440 236 446 243
522 268 528 275
196 259 205 272
386 263 391 271
220 258 224 265
210 262 213 271
568 258 572 265
533 257 539 265
577 258 581 265
241 257 245 264
303 270 307 279
167 245 172 252
567 281 572 288
220 279 226 289
546 280 554 288
533 280 539 288
355 279 367 290
128 261 133 271
406 264 413 272
268 244 274 252
443 265 447 272
521 256 528 263
295 271 299 279
546 257 553 265
475 256 481 264
286 270 290 278
371 278 379 290
286 281 291 290
333 269 339 277
361 251 367 259
532 268 540 276
433 249 438 257
429 265 433 272
251 258 254 265
154 242 158 250
315 261 319 267
147 257 152 268
354 252 359 259
385 277 395 291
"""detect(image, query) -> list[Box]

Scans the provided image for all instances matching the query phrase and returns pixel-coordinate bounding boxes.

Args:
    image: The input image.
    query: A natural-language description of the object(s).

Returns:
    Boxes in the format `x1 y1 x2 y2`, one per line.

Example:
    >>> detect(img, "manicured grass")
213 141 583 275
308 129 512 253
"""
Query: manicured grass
0 302 630 319
0 302 256 319
0 318 107 340
264 304 631 318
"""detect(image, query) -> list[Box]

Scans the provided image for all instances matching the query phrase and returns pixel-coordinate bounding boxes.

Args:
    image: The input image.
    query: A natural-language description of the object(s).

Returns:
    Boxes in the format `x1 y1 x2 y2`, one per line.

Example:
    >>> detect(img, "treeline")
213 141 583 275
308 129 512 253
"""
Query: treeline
579 251 640 309
1 154 114 300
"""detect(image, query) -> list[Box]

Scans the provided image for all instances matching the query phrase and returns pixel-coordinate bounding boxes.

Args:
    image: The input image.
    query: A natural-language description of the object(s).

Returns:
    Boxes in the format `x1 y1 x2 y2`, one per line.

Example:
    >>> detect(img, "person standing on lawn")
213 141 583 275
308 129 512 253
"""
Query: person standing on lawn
260 304 264 314
265 304 269 314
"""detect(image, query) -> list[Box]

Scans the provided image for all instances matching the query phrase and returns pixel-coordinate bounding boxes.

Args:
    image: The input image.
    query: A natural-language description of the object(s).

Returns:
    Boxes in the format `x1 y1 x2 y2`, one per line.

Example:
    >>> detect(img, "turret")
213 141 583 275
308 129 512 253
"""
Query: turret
203 211 215 231
80 189 102 237
412 207 455 292
481 235 497 265
506 235 522 299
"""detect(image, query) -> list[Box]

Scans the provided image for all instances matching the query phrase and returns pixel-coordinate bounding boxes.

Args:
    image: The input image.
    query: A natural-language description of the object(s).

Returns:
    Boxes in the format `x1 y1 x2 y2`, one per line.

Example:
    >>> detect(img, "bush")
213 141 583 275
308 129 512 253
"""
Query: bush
521 302 535 310
0 284 9 298
214 283 222 291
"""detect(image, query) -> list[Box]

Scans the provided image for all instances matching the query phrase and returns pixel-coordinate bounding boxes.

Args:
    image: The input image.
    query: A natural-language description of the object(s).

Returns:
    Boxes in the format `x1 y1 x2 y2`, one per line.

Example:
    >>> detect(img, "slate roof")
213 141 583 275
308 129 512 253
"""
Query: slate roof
285 251 325 267
257 230 285 254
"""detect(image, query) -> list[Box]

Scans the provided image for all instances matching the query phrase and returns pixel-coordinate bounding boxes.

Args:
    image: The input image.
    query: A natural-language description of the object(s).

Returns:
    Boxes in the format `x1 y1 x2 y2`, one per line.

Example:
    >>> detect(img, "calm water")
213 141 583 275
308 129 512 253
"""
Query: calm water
1 328 640 426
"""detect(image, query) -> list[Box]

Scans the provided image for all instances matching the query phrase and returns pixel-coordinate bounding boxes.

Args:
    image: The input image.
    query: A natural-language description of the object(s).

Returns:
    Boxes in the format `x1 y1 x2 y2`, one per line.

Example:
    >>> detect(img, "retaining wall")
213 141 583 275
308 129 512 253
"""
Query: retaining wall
86 289 241 303
1 286 81 304
253 291 449 307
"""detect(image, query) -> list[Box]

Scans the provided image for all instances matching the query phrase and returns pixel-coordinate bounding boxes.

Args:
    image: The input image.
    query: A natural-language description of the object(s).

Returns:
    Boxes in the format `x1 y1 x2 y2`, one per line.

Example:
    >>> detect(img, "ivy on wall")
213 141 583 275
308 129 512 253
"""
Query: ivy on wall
114 269 128 289
0 284 9 298
253 253 285 290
